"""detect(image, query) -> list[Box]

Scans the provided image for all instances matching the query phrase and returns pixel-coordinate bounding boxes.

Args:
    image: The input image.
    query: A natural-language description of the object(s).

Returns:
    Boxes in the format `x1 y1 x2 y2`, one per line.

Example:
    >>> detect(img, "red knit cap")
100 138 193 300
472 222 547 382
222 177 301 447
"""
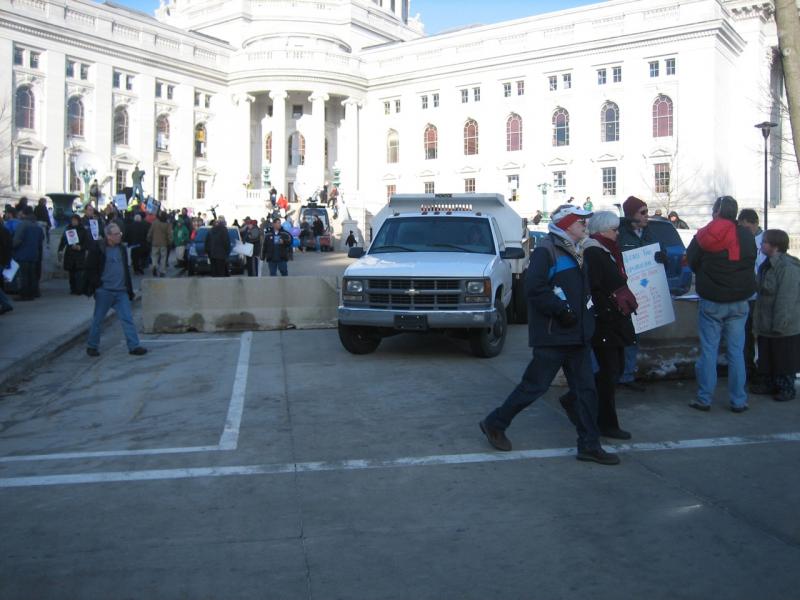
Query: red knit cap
623 196 647 218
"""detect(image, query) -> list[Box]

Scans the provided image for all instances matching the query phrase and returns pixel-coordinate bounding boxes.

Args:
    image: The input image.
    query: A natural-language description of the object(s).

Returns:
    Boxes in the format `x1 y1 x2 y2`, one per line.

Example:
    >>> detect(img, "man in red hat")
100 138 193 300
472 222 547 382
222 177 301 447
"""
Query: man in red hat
479 204 620 465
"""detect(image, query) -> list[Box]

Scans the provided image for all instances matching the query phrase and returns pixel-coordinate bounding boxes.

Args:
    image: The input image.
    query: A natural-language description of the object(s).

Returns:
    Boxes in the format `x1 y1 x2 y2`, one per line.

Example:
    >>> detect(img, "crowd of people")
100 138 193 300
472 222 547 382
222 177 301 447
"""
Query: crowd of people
481 195 799 466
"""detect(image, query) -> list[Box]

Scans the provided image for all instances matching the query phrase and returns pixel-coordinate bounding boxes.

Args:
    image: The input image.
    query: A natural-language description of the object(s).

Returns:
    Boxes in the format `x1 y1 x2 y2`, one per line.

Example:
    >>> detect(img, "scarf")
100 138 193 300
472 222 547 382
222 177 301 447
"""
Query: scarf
695 218 740 261
590 233 626 278
548 222 585 267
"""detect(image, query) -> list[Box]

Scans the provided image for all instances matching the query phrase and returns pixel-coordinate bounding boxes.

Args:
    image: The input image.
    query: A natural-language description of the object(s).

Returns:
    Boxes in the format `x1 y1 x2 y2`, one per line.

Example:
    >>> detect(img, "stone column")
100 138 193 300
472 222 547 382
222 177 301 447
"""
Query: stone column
309 92 329 191
234 93 254 190
341 97 361 200
269 89 288 196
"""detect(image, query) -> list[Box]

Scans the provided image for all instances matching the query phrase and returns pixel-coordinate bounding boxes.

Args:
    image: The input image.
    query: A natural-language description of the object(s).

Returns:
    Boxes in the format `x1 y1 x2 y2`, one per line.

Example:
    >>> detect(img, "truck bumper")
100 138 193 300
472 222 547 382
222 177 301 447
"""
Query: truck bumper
338 307 496 329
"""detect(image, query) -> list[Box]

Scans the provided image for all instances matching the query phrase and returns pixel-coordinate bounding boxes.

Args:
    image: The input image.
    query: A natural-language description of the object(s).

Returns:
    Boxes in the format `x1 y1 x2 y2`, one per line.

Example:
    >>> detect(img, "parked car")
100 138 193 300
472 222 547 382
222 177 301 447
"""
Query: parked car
186 227 247 276
298 204 334 251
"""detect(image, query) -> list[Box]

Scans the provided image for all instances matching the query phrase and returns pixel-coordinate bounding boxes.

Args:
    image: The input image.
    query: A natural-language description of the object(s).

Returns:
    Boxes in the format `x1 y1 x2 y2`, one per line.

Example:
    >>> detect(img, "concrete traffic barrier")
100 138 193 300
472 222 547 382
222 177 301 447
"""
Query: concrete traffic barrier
637 299 701 380
143 276 339 333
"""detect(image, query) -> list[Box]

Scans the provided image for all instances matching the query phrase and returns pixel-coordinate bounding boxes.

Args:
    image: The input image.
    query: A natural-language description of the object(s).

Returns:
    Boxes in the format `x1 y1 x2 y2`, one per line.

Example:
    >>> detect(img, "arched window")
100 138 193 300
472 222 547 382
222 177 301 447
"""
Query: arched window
387 129 399 163
265 133 272 163
15 86 35 130
601 101 619 142
552 108 569 146
289 132 305 166
506 114 523 152
156 114 170 151
113 106 129 146
464 119 479 155
194 123 207 158
424 124 438 160
652 95 673 137
67 97 84 137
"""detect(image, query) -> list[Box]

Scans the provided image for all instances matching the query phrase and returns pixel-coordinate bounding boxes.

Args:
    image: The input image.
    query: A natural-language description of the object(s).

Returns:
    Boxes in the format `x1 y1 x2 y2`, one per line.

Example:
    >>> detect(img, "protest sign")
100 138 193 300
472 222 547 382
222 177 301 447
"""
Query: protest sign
65 229 79 246
622 243 675 334
88 219 100 240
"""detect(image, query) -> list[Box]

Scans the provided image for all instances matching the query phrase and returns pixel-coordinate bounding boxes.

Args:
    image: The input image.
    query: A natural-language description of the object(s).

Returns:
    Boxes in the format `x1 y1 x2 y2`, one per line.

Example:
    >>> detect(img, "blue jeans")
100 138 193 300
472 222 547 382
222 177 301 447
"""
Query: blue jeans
315 235 321 252
87 288 141 351
696 298 749 408
267 260 288 276
619 343 638 383
0 286 12 310
485 345 601 452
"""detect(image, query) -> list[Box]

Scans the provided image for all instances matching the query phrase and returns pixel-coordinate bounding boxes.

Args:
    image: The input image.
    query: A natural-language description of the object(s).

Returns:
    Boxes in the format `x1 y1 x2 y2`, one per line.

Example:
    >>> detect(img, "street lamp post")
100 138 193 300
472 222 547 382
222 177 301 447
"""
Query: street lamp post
79 167 96 208
536 182 550 219
755 121 777 230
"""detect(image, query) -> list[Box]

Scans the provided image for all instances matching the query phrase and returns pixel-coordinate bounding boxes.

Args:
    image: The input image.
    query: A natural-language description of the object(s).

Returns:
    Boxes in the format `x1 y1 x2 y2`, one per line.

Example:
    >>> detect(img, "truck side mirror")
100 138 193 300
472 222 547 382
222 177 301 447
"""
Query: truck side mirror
348 247 365 259
500 247 525 260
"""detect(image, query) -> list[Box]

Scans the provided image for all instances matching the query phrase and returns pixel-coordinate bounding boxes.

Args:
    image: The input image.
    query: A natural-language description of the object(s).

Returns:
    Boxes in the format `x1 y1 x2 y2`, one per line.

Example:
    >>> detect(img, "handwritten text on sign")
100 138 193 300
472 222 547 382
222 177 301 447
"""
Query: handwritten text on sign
622 243 675 334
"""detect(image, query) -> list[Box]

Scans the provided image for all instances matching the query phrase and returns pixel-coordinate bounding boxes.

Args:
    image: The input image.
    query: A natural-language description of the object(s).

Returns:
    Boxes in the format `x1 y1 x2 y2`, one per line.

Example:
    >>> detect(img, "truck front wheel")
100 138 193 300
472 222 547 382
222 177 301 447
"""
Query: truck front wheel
338 323 382 355
469 299 507 358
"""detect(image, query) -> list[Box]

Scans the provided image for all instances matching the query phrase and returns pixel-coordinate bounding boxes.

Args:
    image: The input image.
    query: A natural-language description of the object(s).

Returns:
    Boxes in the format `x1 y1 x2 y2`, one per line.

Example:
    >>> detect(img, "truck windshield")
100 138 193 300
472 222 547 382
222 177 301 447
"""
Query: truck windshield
370 217 495 254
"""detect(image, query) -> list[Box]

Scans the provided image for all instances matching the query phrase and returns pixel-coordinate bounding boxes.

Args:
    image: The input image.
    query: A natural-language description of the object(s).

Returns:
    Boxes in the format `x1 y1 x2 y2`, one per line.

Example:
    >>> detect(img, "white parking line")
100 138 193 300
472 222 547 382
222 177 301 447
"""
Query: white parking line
218 332 253 450
0 445 221 464
141 338 240 343
1 432 797 489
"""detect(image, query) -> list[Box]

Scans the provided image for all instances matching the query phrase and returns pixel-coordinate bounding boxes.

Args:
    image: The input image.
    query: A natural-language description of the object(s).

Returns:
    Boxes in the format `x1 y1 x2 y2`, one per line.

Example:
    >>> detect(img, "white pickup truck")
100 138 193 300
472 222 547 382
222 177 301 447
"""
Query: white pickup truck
338 193 530 358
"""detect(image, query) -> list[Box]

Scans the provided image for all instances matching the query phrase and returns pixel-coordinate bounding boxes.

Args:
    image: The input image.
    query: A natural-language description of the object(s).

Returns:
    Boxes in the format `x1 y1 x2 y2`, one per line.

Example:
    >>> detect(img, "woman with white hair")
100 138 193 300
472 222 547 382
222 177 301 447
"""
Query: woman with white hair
560 210 638 439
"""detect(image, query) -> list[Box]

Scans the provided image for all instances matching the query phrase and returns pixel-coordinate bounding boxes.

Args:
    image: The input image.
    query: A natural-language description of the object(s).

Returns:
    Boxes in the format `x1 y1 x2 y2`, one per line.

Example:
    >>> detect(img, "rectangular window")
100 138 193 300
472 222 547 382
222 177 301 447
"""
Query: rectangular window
517 80 525 96
126 75 134 91
395 99 401 113
421 95 428 109
204 94 211 108
461 89 469 103
386 184 396 200
116 169 127 194
113 71 121 88
433 93 439 108
613 66 622 83
602 167 617 197
13 47 23 66
666 58 676 75
29 51 39 69
155 82 163 98
464 177 476 193
424 181 435 194
158 175 169 203
18 154 33 187
549 75 558 91
66 61 75 78
80 64 88 80
384 101 391 115
503 82 512 98
194 92 200 107
292 104 303 118
167 85 174 100
563 73 572 89
597 68 607 85
654 163 671 193
69 157 81 192
649 61 660 78
473 87 480 102
553 171 566 195
196 179 206 200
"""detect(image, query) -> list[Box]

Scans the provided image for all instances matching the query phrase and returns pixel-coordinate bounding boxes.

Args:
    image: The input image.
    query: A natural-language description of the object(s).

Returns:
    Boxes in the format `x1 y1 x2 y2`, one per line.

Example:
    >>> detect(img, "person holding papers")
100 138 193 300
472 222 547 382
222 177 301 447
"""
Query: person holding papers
58 214 89 295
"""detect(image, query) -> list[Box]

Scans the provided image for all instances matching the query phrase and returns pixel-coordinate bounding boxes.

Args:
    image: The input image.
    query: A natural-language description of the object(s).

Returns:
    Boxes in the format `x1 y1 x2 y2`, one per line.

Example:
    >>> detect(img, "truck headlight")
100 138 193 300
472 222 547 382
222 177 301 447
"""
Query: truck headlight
466 280 489 295
346 280 364 293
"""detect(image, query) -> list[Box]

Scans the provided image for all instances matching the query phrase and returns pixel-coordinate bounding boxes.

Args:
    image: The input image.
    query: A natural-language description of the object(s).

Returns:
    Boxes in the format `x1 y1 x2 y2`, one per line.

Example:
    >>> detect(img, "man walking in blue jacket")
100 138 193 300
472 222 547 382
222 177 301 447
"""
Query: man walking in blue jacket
12 206 44 301
480 205 620 465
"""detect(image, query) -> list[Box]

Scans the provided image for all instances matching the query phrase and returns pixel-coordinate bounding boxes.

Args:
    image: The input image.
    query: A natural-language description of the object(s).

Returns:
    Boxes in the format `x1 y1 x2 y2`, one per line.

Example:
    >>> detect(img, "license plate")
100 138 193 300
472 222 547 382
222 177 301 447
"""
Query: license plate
394 314 428 331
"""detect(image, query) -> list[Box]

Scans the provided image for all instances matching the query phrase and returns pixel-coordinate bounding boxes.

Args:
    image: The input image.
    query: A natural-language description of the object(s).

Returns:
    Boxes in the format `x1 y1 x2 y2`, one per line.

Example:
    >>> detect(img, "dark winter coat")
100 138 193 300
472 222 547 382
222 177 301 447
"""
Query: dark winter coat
125 220 150 247
12 218 44 263
262 229 293 262
84 242 134 299
686 222 756 303
205 224 231 260
754 253 800 337
618 218 661 253
58 225 89 271
584 241 635 347
525 233 594 348
0 224 12 268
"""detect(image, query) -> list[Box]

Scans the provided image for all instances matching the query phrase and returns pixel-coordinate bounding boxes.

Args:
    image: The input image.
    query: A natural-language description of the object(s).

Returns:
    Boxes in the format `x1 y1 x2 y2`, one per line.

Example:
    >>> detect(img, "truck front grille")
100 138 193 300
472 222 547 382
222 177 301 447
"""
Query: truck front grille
365 279 463 310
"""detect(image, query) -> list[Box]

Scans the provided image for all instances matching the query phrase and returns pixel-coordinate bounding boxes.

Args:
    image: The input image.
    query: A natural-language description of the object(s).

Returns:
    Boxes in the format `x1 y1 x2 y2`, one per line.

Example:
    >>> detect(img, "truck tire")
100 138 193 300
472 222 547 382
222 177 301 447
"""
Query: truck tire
513 270 528 325
338 323 382 355
469 299 507 358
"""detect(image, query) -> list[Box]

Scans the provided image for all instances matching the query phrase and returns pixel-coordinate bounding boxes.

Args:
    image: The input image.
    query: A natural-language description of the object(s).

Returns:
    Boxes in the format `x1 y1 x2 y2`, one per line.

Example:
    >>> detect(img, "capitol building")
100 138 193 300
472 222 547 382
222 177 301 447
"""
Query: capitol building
0 0 796 231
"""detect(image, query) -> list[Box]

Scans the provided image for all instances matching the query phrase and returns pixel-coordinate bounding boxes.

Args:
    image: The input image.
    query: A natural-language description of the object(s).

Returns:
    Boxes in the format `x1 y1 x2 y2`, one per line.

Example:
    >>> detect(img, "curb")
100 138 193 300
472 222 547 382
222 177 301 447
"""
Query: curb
0 293 141 392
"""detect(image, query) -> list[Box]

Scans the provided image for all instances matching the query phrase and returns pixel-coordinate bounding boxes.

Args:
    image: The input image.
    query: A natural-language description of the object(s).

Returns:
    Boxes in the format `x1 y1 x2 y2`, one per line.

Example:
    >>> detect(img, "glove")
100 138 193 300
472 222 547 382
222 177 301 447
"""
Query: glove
555 307 578 328
612 285 638 317
654 250 667 265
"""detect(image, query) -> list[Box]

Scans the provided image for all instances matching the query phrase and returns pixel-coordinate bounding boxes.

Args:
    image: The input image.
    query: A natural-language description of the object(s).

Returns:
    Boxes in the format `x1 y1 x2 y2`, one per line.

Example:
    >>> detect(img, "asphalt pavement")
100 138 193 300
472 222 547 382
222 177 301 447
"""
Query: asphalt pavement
1 311 799 599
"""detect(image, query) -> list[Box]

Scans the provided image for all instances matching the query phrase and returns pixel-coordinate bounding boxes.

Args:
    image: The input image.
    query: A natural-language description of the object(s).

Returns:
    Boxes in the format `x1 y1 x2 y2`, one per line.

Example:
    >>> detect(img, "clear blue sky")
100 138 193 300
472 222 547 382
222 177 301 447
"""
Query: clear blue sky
110 0 598 35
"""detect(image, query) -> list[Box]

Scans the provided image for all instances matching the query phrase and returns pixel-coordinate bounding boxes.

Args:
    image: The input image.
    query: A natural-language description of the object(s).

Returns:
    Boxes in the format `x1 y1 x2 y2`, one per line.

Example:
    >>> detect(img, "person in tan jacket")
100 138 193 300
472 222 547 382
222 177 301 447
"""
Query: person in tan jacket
146 211 173 277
